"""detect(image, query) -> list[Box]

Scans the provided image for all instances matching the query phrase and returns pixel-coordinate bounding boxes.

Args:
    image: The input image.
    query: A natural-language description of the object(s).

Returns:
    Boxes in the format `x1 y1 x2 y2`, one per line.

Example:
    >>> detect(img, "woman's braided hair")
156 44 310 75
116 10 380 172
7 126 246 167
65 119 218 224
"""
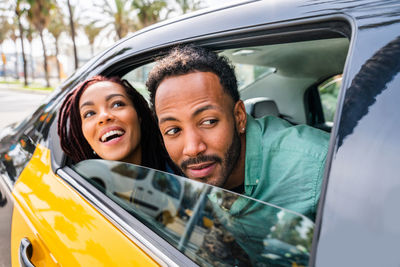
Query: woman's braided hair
58 75 170 171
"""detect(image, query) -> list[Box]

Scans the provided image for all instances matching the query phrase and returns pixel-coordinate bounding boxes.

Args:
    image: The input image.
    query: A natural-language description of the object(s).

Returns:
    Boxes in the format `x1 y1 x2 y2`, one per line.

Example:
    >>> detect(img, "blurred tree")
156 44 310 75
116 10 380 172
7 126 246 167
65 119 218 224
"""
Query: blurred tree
132 0 168 29
24 25 35 80
66 0 78 70
14 0 28 86
26 0 54 88
0 17 11 79
175 0 202 14
96 0 137 39
48 6 66 81
9 24 19 80
83 22 103 57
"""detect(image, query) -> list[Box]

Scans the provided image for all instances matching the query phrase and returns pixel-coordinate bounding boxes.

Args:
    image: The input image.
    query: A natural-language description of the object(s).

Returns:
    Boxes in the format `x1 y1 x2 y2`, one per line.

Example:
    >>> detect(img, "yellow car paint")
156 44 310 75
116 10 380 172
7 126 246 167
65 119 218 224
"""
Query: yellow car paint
11 144 160 266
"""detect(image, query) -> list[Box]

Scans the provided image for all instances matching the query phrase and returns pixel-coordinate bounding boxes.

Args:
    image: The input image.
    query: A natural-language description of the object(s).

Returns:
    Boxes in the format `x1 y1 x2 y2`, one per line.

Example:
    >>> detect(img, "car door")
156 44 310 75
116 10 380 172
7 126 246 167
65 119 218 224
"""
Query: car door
0 89 163 266
0 101 53 266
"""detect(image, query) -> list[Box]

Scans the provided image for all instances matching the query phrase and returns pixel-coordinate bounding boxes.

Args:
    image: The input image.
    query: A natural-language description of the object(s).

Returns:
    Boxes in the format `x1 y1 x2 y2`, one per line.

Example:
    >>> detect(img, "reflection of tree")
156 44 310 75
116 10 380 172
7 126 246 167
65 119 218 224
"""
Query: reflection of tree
203 191 313 266
196 217 251 267
338 36 400 147
269 214 313 252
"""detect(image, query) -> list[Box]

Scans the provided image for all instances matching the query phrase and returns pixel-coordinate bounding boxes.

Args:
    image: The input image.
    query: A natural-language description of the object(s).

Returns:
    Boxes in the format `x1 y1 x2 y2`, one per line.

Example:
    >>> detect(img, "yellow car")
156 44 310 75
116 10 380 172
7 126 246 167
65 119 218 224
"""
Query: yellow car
1 0 400 266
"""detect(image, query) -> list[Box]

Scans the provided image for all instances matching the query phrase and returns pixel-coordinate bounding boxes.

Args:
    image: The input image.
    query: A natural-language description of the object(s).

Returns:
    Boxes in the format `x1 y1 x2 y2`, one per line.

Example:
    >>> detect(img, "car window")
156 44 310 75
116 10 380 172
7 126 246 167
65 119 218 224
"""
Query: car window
318 74 342 125
123 37 349 127
73 159 314 267
0 100 58 183
123 62 155 101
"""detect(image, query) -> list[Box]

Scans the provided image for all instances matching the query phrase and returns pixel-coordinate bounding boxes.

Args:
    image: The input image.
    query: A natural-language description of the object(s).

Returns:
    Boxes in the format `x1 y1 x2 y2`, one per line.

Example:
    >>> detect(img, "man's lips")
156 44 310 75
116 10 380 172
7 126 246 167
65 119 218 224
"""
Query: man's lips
186 161 216 178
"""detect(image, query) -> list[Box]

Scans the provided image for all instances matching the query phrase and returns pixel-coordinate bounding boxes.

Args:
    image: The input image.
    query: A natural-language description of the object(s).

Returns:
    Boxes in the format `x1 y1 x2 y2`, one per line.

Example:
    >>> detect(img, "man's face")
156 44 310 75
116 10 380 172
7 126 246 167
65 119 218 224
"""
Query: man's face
155 71 246 188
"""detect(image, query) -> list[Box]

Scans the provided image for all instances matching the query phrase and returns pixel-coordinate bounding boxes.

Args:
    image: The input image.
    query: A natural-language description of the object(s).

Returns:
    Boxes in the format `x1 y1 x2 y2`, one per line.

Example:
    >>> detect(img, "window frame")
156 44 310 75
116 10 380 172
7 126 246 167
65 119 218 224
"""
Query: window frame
48 16 354 266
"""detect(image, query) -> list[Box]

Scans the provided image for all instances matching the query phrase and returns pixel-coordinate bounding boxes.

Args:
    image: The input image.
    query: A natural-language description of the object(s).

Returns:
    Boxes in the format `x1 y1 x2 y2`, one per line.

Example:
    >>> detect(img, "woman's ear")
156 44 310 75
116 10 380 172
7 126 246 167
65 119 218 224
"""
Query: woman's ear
234 100 247 134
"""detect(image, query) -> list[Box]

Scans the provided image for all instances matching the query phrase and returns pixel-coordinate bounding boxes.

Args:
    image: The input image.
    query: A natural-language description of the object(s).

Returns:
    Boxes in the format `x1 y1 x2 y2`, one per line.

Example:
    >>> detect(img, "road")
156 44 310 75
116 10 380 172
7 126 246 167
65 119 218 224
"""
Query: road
0 88 50 130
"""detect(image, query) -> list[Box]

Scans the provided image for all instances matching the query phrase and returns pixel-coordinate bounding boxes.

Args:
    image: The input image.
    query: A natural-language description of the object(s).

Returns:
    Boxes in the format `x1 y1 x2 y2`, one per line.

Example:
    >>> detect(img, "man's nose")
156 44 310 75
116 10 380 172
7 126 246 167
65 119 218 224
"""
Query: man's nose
98 109 114 125
182 129 206 157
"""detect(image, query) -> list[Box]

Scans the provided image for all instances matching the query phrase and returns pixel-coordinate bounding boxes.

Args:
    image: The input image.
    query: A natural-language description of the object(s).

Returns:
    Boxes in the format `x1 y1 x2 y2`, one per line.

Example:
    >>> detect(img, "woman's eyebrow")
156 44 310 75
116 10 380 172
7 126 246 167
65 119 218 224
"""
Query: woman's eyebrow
106 93 125 101
80 101 94 109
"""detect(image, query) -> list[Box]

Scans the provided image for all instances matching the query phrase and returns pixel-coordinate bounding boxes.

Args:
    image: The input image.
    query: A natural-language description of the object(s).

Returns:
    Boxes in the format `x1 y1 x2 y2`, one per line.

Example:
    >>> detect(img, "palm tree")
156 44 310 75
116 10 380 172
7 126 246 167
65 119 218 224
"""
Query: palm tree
132 0 168 29
25 25 35 81
83 22 103 57
48 7 66 81
0 17 11 79
26 0 53 88
96 0 136 39
14 0 28 86
175 0 202 14
9 24 19 80
66 0 78 70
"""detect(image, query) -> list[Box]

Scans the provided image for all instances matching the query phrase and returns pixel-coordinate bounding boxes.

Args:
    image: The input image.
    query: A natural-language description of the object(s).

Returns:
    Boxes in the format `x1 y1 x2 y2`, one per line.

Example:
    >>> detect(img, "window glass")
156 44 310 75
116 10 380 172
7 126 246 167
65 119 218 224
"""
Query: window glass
73 160 314 266
318 74 342 124
123 62 155 100
233 62 275 90
0 100 57 183
221 38 349 125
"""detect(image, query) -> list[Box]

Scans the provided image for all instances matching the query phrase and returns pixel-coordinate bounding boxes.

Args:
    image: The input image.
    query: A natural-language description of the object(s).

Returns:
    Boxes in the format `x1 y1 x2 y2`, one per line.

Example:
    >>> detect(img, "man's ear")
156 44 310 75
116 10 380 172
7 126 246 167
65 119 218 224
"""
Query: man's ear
234 100 247 134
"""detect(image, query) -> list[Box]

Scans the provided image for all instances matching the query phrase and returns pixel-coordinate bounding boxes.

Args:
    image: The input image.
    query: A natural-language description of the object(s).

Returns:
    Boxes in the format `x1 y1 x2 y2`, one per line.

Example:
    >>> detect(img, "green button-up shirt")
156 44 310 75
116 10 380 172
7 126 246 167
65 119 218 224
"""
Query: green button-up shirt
206 115 329 265
233 115 329 220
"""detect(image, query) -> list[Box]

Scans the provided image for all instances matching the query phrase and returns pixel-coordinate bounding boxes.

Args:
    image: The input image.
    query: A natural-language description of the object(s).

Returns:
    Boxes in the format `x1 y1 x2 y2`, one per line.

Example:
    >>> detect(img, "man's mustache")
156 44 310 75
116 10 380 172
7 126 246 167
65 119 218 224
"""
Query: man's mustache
181 154 222 170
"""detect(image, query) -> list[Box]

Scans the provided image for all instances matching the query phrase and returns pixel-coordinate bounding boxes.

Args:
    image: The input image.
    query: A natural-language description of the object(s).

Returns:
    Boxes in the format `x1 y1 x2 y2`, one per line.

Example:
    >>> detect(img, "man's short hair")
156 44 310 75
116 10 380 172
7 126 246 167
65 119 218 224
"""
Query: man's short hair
146 45 239 108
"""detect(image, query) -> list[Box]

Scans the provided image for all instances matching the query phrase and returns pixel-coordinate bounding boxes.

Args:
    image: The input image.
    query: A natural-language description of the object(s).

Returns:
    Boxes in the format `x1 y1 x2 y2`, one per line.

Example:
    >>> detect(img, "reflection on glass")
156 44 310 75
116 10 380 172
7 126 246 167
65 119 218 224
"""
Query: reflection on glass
73 160 314 267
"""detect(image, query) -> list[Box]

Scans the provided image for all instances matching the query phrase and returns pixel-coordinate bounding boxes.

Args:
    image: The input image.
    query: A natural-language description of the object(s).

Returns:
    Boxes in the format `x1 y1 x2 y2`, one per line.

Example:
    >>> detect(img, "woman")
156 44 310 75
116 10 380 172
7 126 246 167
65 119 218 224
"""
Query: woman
58 75 173 172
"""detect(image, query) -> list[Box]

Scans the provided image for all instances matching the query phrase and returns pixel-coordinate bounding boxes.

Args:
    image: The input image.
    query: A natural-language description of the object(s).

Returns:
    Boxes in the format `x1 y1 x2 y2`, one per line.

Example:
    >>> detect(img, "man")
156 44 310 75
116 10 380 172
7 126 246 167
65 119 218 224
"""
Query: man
146 45 329 220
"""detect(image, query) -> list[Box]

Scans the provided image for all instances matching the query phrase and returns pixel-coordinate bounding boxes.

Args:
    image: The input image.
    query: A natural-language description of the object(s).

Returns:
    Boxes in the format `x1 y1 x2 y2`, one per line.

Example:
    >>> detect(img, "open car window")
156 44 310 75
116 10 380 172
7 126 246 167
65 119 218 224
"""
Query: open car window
73 159 314 267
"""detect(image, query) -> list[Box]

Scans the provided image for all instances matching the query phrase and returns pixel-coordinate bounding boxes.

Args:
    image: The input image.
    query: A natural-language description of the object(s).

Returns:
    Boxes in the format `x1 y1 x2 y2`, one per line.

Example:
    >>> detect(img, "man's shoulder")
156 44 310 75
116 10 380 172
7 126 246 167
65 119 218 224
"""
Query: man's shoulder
249 115 330 159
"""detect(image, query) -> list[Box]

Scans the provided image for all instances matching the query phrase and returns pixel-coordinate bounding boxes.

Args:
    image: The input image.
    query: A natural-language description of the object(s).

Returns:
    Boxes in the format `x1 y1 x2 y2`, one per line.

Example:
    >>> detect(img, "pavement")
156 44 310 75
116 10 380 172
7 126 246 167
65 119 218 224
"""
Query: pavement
0 83 51 130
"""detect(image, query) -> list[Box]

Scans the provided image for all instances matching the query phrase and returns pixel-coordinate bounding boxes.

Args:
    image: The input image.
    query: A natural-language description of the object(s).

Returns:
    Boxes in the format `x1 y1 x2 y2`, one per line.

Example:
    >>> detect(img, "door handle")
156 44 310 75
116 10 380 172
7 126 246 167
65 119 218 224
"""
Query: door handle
19 238 35 267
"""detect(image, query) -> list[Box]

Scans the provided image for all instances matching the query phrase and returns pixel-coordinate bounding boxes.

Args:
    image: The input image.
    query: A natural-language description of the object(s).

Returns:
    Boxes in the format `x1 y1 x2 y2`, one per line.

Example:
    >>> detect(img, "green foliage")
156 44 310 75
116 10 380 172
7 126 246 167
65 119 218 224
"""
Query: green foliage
132 0 168 28
26 0 54 32
83 22 103 45
48 7 66 40
175 0 203 14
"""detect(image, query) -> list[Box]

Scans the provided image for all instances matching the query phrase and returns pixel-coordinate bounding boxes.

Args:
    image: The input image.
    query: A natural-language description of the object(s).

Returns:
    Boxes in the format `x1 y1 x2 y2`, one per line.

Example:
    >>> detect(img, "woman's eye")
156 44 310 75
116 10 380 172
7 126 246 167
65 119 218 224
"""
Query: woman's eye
112 101 125 108
165 128 180 136
83 111 95 119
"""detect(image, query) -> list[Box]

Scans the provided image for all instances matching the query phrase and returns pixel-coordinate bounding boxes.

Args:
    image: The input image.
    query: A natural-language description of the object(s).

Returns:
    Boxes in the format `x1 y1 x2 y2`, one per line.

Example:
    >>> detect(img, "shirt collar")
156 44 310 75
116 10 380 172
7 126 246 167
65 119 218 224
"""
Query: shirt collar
244 115 263 187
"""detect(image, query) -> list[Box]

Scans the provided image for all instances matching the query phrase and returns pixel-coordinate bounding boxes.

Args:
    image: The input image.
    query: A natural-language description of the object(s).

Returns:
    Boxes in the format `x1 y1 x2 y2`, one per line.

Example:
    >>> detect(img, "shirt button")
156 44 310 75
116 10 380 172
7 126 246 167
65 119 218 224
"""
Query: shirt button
256 179 259 184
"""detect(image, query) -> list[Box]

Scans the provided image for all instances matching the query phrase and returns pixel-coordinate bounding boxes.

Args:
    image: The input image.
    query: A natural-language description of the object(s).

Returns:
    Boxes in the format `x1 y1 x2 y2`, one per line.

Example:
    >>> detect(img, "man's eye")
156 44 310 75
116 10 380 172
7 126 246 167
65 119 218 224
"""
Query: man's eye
112 101 125 108
165 128 180 136
202 119 218 125
83 111 95 119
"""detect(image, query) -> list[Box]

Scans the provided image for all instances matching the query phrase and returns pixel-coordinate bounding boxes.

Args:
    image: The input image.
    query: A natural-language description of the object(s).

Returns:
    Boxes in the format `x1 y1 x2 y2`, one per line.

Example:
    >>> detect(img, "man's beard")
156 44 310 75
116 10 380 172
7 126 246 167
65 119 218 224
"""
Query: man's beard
179 129 241 188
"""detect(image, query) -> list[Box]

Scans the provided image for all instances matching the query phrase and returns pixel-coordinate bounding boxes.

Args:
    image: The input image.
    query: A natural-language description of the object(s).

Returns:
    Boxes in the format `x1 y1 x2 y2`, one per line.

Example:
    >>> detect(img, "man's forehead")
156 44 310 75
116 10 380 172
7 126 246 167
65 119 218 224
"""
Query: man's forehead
155 72 227 104
154 72 233 121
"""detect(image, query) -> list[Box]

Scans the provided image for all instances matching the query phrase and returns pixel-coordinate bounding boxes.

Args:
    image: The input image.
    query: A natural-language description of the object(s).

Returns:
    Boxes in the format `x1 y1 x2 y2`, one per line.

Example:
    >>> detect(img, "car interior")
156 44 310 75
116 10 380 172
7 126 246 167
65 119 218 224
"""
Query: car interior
123 36 349 133
221 37 349 130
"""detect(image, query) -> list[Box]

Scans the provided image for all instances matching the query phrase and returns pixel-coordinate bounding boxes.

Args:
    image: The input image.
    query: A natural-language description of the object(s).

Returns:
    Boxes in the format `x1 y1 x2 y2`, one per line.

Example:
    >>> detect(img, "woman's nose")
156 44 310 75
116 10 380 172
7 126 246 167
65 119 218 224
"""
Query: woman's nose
98 109 114 124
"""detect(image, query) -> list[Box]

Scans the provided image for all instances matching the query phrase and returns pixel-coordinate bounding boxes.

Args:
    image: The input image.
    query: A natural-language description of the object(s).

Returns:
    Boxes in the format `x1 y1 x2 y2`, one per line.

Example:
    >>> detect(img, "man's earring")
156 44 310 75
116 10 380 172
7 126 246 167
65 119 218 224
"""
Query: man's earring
241 127 246 133
93 150 96 155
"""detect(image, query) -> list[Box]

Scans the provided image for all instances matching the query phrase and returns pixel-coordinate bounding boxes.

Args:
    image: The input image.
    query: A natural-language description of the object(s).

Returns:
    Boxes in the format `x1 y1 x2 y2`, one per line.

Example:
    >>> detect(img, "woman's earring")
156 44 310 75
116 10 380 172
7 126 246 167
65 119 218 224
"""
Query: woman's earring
93 150 96 155
242 127 246 133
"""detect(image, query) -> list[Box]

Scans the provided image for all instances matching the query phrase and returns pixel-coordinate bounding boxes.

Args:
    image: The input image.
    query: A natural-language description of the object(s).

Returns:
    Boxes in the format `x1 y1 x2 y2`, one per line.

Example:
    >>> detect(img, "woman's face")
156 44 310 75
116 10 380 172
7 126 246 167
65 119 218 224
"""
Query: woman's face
79 81 142 164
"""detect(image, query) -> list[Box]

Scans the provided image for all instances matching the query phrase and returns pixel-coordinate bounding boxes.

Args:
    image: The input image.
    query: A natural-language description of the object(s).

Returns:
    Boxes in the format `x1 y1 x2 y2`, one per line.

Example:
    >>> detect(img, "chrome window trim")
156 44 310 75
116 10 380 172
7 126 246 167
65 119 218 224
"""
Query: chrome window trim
57 168 197 267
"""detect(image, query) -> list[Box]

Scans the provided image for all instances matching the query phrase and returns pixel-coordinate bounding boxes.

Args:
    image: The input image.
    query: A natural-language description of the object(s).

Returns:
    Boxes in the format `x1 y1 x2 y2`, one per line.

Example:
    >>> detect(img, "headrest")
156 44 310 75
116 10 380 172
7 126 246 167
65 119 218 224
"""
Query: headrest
244 97 279 118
